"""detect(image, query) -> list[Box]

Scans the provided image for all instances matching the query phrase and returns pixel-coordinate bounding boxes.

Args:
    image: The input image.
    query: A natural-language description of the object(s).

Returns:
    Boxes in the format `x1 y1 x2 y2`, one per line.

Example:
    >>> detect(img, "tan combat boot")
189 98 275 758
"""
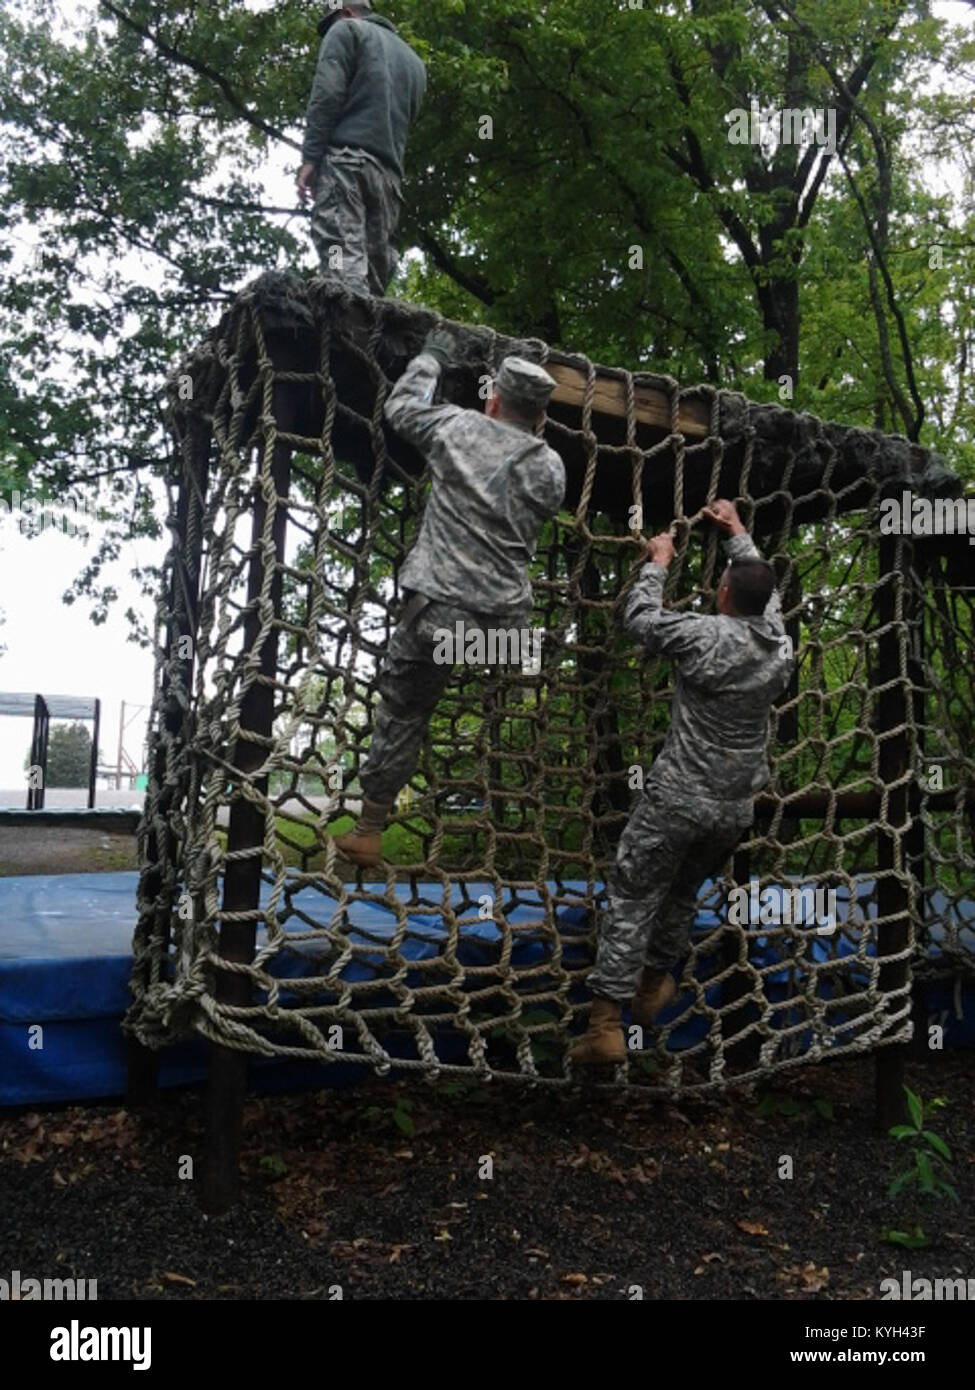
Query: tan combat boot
631 968 677 1027
331 798 391 868
569 996 625 1065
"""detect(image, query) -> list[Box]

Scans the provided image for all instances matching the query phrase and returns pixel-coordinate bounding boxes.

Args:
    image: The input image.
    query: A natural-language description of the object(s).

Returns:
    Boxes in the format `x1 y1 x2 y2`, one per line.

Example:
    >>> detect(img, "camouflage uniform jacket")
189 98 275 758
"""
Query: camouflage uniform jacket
384 353 566 620
626 533 794 809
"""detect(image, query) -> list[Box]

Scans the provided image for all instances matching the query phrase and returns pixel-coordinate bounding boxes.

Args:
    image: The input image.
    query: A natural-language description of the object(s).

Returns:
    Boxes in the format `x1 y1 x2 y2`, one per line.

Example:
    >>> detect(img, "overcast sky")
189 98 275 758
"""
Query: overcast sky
0 515 159 789
0 0 971 796
0 0 305 794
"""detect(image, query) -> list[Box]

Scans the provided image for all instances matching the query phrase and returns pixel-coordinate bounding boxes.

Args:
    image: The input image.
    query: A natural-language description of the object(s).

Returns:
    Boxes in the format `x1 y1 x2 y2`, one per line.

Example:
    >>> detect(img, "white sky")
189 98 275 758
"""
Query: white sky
0 0 971 794
0 0 306 791
0 515 159 786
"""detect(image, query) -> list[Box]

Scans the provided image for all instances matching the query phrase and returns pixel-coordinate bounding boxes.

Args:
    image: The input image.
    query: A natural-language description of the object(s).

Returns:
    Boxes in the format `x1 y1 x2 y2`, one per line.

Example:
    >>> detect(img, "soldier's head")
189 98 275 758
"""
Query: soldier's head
717 558 775 617
487 357 557 433
318 1 372 37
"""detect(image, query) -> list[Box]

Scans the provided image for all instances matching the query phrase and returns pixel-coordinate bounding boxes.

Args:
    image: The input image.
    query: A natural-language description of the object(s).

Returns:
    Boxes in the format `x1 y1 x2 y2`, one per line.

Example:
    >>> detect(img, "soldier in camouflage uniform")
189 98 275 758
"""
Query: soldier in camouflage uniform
297 2 426 296
332 334 566 866
571 500 794 1065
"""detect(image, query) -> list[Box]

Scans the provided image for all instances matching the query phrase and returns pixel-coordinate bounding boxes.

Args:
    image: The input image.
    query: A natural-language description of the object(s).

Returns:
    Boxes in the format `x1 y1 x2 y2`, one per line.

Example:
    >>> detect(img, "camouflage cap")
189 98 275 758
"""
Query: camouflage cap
495 356 557 412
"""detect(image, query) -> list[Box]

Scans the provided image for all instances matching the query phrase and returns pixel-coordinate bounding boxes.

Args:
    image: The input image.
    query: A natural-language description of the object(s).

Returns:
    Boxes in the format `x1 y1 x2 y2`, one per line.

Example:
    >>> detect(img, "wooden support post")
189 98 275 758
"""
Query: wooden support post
127 416 210 1106
28 695 50 811
88 698 101 810
874 534 914 1131
201 366 295 1215
908 979 930 1062
752 786 975 819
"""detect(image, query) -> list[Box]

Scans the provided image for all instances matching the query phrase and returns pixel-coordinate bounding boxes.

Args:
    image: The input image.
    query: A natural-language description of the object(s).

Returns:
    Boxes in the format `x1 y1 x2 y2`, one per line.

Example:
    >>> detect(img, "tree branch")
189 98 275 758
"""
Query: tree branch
865 251 915 436
661 52 763 276
99 0 301 152
837 146 925 440
414 227 497 306
770 0 909 228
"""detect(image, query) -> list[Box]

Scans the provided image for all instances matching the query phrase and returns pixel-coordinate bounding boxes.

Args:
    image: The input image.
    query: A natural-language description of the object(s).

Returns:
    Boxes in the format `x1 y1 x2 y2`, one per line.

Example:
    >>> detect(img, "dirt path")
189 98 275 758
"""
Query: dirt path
0 827 138 876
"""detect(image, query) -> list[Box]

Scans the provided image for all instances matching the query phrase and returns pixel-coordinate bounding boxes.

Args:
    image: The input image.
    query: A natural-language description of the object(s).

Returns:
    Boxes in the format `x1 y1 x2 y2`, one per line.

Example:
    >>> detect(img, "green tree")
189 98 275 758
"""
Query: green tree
0 0 972 630
27 721 94 787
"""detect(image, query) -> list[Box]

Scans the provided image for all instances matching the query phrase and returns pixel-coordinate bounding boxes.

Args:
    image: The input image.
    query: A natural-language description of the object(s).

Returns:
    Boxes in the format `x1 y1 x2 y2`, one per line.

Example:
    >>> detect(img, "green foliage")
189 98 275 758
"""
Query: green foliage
7 3 971 899
755 1091 834 1121
885 1088 958 1206
26 721 93 788
1 0 973 632
433 1078 491 1103
628 1052 671 1082
390 1096 415 1136
880 1224 929 1250
274 812 485 870
257 1153 288 1180
487 1006 561 1063
365 1096 415 1136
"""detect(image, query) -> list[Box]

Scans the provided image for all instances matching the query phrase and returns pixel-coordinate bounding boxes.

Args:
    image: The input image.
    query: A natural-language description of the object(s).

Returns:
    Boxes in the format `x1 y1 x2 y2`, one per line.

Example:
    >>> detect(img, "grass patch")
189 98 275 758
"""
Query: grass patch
215 810 597 880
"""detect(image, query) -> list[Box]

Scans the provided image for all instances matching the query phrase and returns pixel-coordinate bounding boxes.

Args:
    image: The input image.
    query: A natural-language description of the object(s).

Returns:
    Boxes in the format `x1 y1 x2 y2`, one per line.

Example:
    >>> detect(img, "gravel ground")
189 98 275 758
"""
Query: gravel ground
0 1052 971 1301
0 828 137 875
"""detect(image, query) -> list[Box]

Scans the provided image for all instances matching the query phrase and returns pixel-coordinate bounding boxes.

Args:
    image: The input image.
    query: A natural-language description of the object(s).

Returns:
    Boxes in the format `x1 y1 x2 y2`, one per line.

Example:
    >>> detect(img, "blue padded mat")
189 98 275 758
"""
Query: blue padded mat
1 872 971 1105
0 872 593 1021
0 873 593 1103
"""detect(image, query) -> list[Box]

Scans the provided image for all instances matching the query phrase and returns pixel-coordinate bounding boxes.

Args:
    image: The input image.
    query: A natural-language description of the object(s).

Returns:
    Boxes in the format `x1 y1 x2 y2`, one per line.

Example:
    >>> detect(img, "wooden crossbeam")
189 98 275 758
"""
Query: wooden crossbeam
546 361 712 438
753 787 975 819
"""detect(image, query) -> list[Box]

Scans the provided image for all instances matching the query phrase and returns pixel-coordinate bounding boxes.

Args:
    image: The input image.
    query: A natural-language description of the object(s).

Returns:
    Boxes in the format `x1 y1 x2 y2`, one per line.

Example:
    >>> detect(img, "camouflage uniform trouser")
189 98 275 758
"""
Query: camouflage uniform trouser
587 789 752 1004
310 147 402 297
359 597 530 806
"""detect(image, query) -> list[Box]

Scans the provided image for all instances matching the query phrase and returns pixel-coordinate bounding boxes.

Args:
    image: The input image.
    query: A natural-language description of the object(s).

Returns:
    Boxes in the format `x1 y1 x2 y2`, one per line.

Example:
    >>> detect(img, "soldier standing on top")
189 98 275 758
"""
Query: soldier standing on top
570 500 794 1065
332 331 566 867
297 2 426 296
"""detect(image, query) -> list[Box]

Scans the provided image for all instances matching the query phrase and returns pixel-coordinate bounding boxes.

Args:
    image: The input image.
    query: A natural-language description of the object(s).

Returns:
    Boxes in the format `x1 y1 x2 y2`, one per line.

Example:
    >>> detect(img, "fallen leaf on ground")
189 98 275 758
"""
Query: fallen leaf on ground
798 1264 829 1292
162 1272 196 1287
778 1262 830 1292
737 1220 769 1236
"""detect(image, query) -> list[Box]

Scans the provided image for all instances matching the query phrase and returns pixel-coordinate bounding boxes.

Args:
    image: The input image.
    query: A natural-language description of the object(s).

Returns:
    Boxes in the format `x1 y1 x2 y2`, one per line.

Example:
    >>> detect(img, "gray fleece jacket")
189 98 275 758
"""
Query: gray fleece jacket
301 13 426 179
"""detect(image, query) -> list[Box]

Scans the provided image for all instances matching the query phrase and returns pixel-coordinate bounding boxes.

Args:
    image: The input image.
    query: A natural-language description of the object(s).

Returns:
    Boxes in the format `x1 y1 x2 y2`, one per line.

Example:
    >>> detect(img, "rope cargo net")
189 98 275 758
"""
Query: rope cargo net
126 274 975 1093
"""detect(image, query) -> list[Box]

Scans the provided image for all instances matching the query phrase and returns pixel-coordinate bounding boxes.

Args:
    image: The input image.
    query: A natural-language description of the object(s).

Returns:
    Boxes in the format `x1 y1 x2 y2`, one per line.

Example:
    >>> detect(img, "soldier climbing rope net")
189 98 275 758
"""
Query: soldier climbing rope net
125 272 975 1093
